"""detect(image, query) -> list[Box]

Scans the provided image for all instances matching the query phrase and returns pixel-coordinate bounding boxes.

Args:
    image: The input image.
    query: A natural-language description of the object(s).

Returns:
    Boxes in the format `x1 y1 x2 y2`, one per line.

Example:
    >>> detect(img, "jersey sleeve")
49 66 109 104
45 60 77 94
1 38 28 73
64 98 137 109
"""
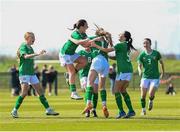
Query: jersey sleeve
137 52 143 64
157 51 162 60
19 44 28 57
71 31 82 40
113 43 121 51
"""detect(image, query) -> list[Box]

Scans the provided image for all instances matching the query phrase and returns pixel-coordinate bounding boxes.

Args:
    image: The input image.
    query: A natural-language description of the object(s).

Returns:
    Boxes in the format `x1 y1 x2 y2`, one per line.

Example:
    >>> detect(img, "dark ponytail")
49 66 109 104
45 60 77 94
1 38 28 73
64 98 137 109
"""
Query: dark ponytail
124 31 136 52
68 19 87 30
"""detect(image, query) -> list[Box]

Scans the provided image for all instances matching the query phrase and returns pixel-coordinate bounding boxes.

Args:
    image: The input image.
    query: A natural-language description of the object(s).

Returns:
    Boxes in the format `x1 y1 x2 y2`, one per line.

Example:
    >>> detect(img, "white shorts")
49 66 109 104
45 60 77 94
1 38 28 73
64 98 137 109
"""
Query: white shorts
19 75 39 85
59 53 80 67
80 77 98 89
140 78 160 89
116 73 132 81
90 55 109 77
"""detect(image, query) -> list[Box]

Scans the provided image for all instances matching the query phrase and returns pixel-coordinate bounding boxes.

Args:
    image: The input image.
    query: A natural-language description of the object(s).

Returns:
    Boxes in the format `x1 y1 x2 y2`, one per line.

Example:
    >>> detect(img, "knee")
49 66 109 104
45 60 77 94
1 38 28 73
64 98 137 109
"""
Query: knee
119 88 126 93
69 71 76 78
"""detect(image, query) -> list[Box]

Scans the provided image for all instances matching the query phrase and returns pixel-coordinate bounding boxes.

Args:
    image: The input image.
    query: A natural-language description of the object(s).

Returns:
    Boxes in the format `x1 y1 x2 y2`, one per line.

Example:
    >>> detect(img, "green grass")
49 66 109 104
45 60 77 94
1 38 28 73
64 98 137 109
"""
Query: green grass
0 88 180 131
0 59 180 73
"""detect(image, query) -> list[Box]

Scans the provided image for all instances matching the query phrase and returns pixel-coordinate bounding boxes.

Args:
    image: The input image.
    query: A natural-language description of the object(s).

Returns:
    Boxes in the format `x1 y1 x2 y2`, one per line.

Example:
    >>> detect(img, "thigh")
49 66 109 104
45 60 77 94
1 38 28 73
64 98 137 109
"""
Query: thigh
66 64 75 74
31 83 43 96
87 70 98 86
20 83 30 97
141 87 148 98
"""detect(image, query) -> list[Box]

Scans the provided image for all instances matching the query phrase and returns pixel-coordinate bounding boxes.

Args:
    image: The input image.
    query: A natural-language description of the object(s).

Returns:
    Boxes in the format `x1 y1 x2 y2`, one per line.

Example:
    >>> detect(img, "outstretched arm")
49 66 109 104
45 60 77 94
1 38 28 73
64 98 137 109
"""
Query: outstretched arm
91 42 114 53
69 36 103 47
23 50 46 59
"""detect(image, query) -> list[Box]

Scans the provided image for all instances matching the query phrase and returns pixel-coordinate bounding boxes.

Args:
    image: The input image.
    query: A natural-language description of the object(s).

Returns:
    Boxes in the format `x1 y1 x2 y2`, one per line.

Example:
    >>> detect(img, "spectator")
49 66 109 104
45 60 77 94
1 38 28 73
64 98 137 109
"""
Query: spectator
46 65 58 96
9 64 20 96
41 64 48 93
166 82 176 95
108 63 116 94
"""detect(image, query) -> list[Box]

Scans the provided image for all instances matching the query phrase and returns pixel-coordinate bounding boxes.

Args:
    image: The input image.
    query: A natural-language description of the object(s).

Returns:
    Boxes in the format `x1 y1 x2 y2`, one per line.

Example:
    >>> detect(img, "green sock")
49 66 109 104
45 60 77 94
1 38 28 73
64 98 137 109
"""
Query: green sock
140 98 146 108
122 92 134 112
100 90 107 102
92 93 98 109
39 95 50 109
15 96 24 110
69 84 76 92
86 86 93 101
149 96 155 101
115 92 124 112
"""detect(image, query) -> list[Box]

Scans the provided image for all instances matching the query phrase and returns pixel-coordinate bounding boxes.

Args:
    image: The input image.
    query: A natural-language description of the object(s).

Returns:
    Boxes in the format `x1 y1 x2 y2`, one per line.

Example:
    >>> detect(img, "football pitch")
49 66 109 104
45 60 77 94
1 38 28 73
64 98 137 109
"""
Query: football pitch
0 88 180 131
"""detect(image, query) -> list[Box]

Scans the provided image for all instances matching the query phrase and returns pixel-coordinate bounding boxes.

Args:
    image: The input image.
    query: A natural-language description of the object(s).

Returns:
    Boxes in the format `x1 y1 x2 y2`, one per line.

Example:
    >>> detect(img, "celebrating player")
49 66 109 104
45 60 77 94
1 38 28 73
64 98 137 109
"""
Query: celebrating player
137 38 165 115
11 32 59 118
91 31 136 118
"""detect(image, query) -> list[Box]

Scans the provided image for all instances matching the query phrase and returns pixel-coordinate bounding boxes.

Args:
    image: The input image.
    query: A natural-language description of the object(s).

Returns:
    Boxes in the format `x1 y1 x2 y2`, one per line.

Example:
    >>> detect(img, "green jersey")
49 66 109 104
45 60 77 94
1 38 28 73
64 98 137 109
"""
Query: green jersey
89 36 108 60
61 30 87 55
18 42 35 76
114 42 133 73
137 50 161 79
78 50 93 79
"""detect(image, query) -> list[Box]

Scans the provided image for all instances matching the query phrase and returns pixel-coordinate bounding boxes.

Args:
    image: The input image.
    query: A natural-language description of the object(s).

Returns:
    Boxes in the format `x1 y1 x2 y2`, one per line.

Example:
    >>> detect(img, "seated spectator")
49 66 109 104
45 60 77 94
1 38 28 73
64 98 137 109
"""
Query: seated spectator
166 82 176 95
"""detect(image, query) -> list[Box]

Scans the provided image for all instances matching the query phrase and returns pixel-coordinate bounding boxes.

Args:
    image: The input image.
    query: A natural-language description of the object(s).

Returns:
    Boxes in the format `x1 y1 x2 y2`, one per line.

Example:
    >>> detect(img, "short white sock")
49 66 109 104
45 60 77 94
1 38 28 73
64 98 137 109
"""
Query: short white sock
87 100 91 105
13 108 17 111
102 101 106 106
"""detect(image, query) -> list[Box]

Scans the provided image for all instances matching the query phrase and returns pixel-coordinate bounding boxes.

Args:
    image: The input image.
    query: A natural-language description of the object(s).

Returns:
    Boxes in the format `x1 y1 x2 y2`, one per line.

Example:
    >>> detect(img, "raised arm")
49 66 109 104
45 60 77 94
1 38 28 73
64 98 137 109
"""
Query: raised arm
91 42 114 53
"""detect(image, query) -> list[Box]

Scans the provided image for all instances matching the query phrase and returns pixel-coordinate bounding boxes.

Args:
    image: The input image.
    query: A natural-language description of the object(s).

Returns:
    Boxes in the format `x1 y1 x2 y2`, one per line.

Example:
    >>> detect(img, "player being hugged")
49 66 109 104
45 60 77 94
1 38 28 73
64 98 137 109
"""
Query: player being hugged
91 31 136 118
11 32 59 118
79 27 112 118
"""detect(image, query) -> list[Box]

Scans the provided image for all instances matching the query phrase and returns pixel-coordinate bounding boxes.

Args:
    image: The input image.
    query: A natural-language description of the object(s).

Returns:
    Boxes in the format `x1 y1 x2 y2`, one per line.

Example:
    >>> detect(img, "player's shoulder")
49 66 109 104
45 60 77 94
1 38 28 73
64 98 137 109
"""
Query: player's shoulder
152 49 160 54
19 42 27 49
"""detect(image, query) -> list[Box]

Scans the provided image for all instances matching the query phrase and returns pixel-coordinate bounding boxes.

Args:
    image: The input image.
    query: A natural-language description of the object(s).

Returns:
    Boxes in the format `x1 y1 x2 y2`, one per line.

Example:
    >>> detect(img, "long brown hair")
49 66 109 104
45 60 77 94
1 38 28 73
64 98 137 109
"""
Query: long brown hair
95 28 113 46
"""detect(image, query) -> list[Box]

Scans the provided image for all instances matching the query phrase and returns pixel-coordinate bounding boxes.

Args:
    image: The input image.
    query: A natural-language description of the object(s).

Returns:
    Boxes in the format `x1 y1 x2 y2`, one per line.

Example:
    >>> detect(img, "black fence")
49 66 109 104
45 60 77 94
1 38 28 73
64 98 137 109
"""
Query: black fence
0 72 180 92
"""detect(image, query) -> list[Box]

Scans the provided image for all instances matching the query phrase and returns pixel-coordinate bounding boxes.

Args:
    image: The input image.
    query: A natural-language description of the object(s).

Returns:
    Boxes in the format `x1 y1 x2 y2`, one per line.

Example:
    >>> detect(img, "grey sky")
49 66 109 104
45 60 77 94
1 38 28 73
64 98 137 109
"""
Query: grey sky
0 0 180 56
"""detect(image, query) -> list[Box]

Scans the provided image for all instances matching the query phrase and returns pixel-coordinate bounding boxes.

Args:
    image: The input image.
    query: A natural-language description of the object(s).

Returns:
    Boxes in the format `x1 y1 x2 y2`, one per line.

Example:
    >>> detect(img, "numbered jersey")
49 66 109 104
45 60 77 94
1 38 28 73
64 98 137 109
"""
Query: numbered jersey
78 50 93 78
137 50 161 79
114 42 133 73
